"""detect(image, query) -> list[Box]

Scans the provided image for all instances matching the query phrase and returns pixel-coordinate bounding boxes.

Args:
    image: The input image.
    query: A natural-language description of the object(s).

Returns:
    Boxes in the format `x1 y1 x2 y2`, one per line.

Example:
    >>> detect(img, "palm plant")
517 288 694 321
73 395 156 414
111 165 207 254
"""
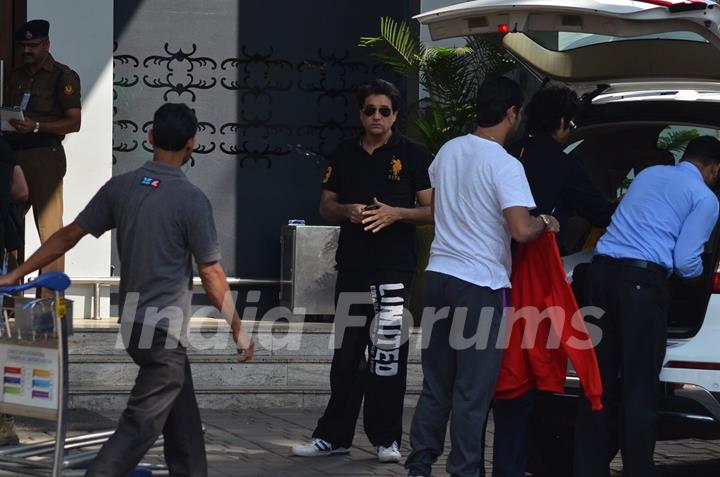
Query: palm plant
657 128 700 154
619 128 699 194
360 17 515 153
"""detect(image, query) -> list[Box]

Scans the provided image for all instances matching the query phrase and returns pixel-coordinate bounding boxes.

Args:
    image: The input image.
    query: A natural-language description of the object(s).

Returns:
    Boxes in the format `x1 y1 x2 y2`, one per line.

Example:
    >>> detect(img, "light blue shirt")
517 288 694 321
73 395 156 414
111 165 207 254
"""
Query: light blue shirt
596 161 719 278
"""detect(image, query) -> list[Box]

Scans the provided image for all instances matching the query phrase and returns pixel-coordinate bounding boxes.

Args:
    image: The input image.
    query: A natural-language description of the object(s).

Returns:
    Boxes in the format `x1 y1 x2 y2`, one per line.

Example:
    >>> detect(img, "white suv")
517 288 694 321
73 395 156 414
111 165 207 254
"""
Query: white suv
418 1 720 475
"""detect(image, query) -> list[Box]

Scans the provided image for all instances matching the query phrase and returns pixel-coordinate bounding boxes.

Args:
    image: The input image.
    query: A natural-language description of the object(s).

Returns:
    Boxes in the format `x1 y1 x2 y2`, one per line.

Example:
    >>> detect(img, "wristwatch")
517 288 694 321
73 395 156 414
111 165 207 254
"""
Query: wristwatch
33 122 40 133
539 214 551 229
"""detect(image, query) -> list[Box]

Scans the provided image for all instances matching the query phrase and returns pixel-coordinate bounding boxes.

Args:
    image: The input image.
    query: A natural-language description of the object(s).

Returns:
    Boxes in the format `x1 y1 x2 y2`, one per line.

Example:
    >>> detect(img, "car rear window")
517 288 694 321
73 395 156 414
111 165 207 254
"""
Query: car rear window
526 31 707 52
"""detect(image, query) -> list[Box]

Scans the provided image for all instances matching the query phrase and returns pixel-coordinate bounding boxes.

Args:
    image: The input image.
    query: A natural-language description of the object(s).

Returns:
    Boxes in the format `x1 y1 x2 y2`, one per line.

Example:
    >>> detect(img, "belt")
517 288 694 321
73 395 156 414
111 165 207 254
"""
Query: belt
4 135 61 151
593 255 668 275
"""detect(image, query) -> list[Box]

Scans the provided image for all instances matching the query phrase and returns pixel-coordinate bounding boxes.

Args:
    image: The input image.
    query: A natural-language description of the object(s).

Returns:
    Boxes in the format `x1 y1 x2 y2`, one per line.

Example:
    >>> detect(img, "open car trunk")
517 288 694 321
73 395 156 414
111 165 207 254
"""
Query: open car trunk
416 0 720 339
562 99 720 338
667 226 720 337
416 0 720 86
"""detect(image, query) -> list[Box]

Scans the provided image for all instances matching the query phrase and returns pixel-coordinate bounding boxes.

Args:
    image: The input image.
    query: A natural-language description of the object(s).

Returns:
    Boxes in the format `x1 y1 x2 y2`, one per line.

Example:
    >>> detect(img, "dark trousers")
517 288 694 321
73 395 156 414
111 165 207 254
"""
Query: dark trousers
313 269 413 448
574 261 669 477
87 324 207 477
406 271 505 477
492 390 536 477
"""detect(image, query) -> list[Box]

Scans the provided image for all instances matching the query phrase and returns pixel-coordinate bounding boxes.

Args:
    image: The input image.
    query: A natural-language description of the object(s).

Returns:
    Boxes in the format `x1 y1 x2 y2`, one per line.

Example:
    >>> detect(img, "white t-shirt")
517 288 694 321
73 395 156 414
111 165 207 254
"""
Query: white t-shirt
427 134 536 290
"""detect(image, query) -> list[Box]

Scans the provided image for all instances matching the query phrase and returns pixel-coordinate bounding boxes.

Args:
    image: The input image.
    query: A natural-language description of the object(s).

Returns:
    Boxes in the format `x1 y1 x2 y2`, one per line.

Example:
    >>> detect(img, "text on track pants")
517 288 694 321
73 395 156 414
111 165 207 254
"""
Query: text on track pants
313 269 414 448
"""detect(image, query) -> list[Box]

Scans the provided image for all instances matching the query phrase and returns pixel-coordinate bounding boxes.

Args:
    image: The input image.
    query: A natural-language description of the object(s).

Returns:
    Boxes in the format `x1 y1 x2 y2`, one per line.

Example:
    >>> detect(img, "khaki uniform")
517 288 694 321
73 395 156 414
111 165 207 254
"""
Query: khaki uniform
3 53 81 273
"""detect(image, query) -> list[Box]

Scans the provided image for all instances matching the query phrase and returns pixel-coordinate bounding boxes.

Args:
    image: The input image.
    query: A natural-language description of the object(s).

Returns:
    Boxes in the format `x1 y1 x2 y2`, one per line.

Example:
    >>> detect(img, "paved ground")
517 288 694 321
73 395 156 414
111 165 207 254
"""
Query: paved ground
3 407 719 476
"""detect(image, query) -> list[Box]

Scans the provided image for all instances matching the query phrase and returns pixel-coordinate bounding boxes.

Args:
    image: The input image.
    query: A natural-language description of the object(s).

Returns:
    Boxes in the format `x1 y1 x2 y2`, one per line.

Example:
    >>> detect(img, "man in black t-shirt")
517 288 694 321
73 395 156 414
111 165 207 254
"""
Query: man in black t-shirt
292 80 433 463
509 86 615 256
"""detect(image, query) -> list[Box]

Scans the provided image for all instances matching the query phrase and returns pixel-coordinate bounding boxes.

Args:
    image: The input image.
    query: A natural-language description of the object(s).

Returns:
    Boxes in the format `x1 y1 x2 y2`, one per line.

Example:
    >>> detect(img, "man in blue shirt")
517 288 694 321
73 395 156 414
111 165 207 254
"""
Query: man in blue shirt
574 136 720 477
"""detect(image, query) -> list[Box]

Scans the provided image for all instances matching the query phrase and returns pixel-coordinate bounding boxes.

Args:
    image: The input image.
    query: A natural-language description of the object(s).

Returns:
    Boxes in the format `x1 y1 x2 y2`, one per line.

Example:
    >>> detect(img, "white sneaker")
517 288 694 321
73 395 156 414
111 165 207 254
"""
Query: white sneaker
291 438 350 457
377 441 402 463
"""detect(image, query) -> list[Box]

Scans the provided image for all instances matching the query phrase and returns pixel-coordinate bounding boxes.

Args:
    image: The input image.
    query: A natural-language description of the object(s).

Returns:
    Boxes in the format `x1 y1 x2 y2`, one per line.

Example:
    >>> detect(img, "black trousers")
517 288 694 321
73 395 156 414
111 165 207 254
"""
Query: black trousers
87 324 207 477
574 261 669 477
492 390 536 477
313 269 413 448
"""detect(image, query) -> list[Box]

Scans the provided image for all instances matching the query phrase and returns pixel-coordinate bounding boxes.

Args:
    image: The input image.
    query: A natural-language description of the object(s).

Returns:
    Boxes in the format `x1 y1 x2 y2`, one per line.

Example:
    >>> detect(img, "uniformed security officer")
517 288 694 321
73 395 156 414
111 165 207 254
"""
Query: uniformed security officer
3 19 81 281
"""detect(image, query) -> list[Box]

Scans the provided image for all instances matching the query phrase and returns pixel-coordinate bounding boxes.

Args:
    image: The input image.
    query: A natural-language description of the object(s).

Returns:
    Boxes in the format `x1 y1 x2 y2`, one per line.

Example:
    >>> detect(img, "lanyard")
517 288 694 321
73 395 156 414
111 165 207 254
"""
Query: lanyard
20 92 31 112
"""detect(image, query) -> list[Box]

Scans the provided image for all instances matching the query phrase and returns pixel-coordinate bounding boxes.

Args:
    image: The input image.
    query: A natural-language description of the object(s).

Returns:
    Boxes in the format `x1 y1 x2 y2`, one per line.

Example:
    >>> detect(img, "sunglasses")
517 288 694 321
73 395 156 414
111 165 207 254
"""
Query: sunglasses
362 106 393 117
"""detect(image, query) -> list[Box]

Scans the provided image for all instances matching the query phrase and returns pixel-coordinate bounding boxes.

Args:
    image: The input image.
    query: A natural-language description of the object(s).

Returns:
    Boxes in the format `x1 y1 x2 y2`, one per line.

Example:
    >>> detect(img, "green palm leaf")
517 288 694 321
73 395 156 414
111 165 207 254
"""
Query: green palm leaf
360 19 516 153
359 17 421 74
657 129 700 153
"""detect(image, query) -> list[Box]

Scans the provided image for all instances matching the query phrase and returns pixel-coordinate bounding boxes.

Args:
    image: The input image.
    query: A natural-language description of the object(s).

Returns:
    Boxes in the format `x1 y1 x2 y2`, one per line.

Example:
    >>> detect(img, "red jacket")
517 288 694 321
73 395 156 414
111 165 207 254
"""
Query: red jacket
494 232 603 411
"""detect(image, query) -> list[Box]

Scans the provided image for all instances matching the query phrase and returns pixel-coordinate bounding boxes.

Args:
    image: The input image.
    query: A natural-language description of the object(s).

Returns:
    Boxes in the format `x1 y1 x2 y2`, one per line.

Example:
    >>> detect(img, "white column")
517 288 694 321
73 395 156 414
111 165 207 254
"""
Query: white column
27 1 114 317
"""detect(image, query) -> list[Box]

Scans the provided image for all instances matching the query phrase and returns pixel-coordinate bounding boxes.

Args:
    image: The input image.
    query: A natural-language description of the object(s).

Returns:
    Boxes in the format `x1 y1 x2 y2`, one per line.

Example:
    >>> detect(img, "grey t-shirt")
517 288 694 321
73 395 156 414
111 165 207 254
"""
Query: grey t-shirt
76 161 221 340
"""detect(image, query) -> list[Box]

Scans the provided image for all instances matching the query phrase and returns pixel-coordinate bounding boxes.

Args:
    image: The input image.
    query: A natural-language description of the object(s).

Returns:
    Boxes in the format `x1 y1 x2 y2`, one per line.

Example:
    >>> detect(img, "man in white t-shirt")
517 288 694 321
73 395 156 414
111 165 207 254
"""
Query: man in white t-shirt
405 77 559 477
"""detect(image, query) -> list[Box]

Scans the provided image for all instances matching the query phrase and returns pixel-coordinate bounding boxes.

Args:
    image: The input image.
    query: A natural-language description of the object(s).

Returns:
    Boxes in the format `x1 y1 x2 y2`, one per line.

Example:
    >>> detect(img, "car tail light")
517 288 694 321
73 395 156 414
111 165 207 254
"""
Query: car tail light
497 24 510 34
713 262 720 294
666 361 720 370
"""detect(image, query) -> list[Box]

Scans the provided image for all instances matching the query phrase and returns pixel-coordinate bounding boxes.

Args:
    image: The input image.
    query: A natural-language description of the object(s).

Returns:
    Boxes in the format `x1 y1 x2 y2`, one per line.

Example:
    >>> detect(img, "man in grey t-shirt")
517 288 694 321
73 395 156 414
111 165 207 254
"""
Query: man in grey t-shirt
77 139 221 344
0 103 254 476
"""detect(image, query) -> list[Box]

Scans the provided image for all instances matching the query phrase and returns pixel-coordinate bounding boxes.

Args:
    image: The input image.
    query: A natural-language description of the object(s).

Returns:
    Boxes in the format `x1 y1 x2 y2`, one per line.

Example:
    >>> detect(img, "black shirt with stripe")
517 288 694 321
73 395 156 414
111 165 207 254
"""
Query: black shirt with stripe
323 131 432 273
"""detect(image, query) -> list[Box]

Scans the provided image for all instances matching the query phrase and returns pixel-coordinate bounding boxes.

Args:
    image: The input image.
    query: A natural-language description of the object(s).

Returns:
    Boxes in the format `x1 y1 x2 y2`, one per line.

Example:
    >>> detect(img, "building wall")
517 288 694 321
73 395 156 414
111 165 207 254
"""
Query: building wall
113 0 414 285
0 1 26 91
14 1 420 317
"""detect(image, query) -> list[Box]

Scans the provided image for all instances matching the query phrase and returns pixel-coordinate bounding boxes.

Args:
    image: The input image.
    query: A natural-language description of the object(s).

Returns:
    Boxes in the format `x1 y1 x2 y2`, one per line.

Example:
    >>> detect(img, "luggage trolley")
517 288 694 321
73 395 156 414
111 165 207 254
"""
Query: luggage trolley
0 272 166 476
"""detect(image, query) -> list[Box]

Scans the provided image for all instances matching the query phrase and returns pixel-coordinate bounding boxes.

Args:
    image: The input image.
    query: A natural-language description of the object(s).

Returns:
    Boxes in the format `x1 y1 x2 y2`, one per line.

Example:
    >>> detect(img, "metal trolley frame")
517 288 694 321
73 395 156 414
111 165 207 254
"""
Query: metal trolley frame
0 272 166 476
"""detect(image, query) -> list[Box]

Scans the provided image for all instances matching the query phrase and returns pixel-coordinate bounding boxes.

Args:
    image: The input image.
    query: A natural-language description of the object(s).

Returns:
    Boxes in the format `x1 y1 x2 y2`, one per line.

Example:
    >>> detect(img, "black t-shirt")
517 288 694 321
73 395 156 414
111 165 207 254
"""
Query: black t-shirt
511 134 615 227
323 132 432 272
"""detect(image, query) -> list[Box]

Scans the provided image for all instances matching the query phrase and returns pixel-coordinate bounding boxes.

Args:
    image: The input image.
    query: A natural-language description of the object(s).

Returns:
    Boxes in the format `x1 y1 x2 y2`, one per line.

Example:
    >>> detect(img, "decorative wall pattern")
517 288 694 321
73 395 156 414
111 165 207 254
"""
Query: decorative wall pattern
142 43 217 101
113 0 410 278
112 42 140 163
114 42 400 168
